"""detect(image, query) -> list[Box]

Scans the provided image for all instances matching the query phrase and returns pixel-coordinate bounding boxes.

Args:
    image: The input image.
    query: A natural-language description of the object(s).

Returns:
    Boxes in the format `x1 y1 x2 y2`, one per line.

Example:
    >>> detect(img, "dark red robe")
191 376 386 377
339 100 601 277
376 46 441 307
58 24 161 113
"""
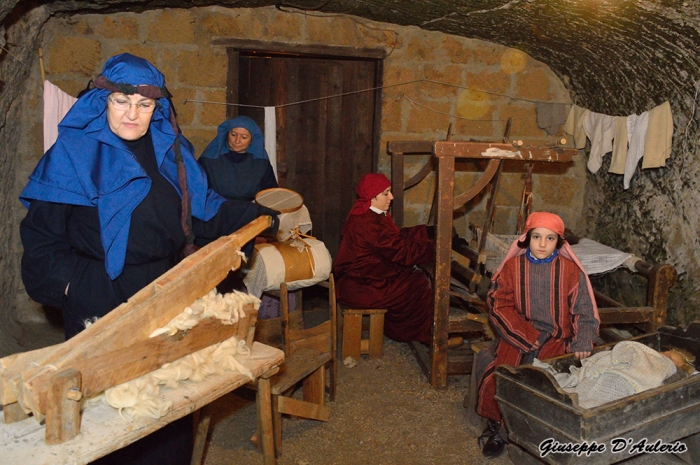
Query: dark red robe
333 210 435 344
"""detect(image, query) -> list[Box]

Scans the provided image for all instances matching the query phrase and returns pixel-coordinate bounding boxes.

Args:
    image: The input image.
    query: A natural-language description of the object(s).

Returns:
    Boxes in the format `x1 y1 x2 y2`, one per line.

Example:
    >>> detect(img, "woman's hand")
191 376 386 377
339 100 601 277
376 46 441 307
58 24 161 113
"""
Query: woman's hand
574 351 591 360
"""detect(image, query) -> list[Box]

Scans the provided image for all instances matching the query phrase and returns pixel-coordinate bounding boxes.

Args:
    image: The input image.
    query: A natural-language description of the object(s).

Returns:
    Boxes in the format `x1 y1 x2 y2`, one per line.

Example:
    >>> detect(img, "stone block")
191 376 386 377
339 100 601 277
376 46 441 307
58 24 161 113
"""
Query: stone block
466 68 510 95
406 101 451 134
147 9 195 44
500 48 529 74
381 96 404 133
105 44 157 67
183 128 216 158
472 43 505 67
514 67 555 101
69 17 92 35
266 11 304 40
534 174 577 207
199 11 243 37
441 35 473 64
200 88 227 126
307 16 360 46
169 87 196 126
46 36 101 76
177 50 227 87
495 171 527 207
422 64 463 98
95 15 139 39
503 105 545 139
383 64 421 87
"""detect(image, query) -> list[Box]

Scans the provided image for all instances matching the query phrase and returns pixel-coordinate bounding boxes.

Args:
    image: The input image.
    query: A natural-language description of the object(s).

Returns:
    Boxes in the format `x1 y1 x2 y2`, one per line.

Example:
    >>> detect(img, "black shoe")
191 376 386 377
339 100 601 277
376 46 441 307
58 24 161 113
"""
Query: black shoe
478 420 506 458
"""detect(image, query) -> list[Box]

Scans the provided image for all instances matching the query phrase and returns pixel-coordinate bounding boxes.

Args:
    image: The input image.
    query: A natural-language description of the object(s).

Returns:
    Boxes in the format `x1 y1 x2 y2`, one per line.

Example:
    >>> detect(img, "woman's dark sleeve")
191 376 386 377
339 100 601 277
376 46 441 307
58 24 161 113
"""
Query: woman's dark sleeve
20 200 82 308
192 199 279 255
197 158 211 187
258 162 278 191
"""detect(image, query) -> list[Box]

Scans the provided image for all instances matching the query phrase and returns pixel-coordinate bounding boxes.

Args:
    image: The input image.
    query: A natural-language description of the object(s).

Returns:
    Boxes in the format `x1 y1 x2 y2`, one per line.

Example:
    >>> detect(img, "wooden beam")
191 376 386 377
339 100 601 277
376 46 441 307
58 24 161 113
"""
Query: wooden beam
433 141 576 162
276 396 330 421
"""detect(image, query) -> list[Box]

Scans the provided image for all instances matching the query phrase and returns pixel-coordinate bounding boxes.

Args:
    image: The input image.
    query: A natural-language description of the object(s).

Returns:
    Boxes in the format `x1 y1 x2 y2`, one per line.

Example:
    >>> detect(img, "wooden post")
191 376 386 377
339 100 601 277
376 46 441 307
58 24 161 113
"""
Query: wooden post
431 147 455 388
390 149 405 228
257 371 277 465
190 405 212 465
646 264 678 331
45 368 82 445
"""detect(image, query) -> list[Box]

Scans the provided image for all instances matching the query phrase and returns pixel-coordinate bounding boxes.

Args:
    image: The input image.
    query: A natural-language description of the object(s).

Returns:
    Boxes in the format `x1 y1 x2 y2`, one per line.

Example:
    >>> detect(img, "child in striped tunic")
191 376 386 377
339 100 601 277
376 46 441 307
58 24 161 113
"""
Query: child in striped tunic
476 212 599 458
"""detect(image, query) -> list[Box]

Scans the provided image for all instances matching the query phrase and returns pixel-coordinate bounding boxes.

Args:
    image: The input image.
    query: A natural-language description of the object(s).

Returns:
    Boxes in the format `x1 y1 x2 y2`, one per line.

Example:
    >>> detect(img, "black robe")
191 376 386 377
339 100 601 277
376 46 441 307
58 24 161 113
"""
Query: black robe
199 151 277 201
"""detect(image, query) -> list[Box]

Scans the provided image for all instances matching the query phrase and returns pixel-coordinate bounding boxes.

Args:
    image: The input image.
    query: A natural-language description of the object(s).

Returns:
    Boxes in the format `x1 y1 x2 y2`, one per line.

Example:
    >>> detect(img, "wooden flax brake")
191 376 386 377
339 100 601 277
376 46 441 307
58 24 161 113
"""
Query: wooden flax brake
387 139 577 388
0 216 281 447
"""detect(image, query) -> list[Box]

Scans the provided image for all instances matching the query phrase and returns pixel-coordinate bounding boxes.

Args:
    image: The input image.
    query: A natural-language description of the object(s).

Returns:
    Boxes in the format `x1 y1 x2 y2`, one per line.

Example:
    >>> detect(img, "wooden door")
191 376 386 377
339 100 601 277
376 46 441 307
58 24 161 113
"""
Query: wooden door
226 45 383 258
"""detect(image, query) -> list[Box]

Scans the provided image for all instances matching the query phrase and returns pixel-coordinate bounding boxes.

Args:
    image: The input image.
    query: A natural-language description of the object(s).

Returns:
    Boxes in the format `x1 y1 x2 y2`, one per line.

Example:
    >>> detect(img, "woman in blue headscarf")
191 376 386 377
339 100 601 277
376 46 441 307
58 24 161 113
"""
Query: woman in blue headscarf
198 115 278 201
20 53 278 338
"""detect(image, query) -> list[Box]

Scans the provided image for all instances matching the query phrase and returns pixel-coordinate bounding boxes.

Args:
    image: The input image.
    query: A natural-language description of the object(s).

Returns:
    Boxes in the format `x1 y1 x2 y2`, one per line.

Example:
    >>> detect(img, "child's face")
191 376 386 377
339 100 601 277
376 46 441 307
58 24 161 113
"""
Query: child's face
529 227 558 259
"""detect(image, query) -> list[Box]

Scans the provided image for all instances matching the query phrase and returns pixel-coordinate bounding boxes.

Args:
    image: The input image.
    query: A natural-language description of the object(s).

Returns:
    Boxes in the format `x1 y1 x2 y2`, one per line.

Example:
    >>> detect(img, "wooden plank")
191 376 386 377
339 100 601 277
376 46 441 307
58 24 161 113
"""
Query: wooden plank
19 216 271 416
341 313 362 360
386 141 433 155
212 38 386 59
302 364 325 406
269 349 331 395
390 147 406 228
276 395 330 422
0 342 284 465
433 141 577 162
2 402 29 423
368 313 385 359
430 152 455 388
1 345 55 406
256 375 276 465
599 307 655 325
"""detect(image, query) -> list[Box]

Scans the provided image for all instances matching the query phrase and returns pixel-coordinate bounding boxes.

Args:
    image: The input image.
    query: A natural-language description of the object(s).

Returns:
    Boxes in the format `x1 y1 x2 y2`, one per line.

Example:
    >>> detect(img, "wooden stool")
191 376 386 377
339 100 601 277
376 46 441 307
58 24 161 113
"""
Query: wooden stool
341 308 387 360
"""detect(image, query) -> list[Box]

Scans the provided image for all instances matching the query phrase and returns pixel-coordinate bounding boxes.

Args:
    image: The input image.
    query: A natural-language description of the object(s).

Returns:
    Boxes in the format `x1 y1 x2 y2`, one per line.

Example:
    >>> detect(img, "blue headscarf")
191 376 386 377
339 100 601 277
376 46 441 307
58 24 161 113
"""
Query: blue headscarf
199 115 269 160
20 53 225 279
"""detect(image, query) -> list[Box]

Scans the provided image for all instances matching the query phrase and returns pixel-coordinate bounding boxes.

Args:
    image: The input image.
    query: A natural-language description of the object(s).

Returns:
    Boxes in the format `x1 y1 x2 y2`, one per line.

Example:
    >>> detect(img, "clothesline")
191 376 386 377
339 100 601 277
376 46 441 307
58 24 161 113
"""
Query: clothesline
182 77 573 110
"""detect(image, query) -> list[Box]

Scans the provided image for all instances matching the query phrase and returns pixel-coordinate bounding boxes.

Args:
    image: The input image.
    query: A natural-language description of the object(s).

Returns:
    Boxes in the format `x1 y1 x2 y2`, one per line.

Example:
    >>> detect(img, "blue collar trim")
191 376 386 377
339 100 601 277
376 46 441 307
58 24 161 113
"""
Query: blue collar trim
526 248 559 264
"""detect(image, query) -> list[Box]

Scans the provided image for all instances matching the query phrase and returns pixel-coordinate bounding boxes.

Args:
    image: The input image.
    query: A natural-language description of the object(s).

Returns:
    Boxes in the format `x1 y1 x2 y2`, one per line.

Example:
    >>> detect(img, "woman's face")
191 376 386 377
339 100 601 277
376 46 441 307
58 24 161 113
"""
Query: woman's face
106 92 156 141
370 187 394 212
528 227 559 259
227 127 252 153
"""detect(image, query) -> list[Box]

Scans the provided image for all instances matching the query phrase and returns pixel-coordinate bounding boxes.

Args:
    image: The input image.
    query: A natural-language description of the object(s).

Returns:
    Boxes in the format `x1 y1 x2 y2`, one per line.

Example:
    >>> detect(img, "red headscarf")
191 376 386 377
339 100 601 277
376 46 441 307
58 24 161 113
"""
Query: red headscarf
347 173 391 217
492 212 599 320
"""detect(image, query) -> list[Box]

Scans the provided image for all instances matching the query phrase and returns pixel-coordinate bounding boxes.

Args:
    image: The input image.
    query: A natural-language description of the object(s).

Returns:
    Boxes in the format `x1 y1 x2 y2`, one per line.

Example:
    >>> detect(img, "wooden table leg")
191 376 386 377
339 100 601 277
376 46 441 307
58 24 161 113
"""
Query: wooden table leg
257 367 279 465
190 405 212 465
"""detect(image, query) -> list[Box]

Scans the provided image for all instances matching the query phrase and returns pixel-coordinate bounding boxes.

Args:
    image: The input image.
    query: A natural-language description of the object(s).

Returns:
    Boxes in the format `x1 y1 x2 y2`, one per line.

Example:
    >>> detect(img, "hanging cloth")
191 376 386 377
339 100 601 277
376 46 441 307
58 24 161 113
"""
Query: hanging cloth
608 116 628 175
264 106 278 180
583 111 616 174
43 80 77 153
641 101 674 169
563 105 590 149
624 112 650 189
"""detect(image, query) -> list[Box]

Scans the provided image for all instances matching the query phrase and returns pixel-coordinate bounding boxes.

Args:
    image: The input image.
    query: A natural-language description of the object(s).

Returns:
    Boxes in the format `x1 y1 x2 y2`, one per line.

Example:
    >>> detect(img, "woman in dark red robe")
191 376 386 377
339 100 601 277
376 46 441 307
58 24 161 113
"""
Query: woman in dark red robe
333 173 434 345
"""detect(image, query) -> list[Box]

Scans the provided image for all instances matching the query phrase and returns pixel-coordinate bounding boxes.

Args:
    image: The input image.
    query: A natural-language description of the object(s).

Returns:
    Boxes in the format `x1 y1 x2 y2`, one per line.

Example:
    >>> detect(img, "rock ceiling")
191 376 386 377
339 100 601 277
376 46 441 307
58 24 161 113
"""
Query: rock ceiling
4 0 700 114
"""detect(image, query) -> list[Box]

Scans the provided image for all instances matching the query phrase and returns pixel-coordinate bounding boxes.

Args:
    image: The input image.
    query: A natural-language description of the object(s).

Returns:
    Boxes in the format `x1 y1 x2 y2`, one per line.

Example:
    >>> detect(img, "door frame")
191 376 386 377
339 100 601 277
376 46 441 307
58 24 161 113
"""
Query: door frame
212 38 386 172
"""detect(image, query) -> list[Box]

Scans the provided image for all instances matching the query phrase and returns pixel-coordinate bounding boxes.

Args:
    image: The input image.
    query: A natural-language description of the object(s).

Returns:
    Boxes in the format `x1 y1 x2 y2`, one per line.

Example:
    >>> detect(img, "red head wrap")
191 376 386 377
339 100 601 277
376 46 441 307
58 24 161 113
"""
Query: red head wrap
524 211 565 237
347 173 391 217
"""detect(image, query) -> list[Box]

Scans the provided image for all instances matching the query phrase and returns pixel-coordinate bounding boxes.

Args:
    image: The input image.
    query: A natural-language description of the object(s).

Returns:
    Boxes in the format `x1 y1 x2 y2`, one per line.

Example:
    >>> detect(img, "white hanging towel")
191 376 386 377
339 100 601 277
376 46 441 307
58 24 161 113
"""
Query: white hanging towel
582 111 616 174
264 106 278 180
641 101 673 169
623 112 650 189
43 80 77 153
608 116 628 175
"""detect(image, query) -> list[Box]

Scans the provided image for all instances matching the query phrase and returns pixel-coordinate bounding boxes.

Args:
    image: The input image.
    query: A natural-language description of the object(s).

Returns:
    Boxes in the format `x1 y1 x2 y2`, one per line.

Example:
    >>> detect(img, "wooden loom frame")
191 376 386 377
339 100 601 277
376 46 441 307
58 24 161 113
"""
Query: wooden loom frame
386 139 678 390
1 216 285 464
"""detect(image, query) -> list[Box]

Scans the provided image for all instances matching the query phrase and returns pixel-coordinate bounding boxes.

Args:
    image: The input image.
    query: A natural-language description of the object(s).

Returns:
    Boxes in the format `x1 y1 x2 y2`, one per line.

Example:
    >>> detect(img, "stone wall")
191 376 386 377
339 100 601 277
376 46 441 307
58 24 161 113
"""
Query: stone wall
11 7 581 327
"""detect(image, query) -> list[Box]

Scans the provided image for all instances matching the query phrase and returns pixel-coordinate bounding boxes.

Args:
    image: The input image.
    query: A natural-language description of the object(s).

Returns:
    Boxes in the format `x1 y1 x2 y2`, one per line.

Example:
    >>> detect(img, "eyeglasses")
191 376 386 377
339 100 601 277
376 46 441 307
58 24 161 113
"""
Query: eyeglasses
108 96 157 113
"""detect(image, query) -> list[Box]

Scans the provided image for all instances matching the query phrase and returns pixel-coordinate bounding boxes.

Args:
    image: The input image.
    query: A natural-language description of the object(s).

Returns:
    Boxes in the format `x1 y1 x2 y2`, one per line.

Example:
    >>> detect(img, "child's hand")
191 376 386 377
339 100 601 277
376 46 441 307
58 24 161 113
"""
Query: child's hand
574 351 591 360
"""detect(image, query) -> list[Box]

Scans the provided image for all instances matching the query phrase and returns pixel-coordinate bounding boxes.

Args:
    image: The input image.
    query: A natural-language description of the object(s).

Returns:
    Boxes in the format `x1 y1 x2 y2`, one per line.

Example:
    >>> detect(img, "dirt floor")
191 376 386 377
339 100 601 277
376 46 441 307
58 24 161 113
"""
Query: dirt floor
201 337 513 465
